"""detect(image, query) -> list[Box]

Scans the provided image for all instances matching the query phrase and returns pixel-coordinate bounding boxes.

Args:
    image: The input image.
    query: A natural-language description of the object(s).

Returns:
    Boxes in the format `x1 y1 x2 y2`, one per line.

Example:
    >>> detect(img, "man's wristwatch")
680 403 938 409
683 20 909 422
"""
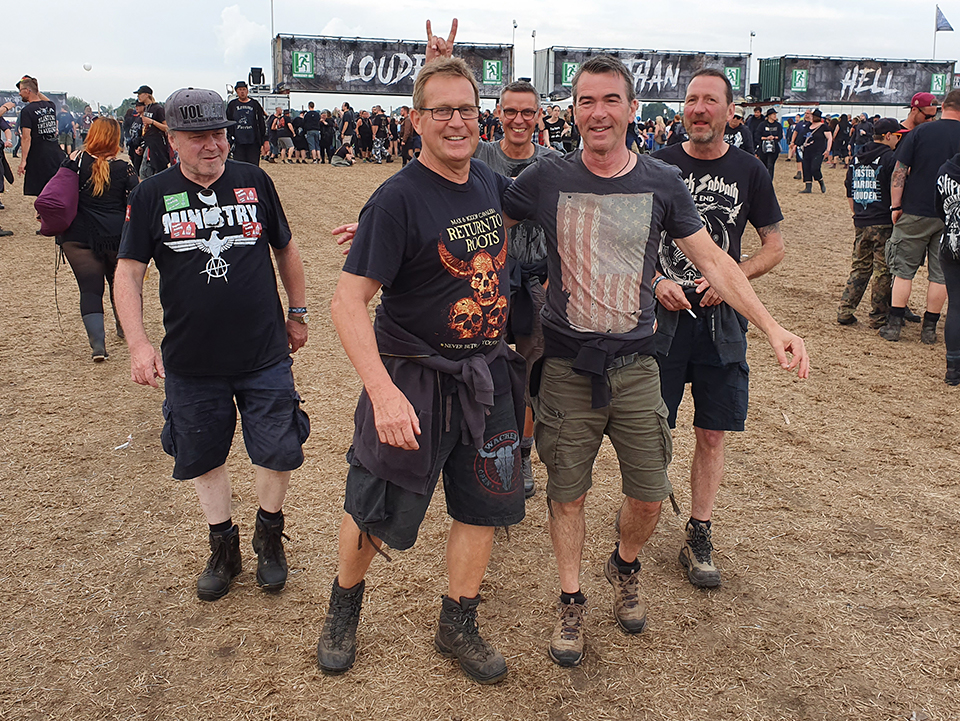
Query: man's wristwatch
288 307 308 324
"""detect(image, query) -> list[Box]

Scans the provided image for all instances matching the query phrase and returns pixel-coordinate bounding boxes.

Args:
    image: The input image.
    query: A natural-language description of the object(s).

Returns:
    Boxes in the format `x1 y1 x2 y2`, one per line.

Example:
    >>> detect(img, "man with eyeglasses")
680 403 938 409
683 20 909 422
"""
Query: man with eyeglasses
318 40 526 684
473 81 560 499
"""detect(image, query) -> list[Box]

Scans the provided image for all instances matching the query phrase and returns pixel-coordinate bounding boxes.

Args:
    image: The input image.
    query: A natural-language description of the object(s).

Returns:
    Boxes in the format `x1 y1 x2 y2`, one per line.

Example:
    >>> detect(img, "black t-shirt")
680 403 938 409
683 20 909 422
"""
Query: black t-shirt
503 150 703 342
20 100 65 195
276 114 293 138
898 118 960 218
227 98 266 146
341 110 356 135
21 100 58 142
723 124 755 154
652 144 783 287
372 113 389 139
792 120 810 145
58 111 75 134
118 161 293 375
64 155 139 240
320 118 336 142
302 110 321 131
343 159 511 360
803 123 829 155
544 118 565 144
142 103 165 138
667 122 687 145
754 120 783 154
358 118 373 140
845 142 897 228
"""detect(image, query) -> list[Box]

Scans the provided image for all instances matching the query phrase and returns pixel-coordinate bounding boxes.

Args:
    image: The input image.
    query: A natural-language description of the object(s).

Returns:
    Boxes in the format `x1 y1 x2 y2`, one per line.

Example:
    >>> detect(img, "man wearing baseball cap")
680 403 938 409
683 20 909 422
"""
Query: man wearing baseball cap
902 92 940 132
115 88 310 603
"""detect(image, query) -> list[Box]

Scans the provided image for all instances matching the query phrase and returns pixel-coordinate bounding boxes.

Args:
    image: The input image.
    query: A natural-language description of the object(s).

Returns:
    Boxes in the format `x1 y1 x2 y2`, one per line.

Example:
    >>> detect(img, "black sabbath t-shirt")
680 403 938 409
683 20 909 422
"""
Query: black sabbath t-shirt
344 158 511 360
119 160 292 375
652 144 782 287
503 150 703 343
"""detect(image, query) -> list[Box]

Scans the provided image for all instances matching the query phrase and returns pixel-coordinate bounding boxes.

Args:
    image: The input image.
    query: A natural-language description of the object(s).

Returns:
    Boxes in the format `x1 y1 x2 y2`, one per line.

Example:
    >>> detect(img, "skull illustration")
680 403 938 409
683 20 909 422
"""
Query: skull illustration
449 297 483 338
438 238 508 307
483 295 508 338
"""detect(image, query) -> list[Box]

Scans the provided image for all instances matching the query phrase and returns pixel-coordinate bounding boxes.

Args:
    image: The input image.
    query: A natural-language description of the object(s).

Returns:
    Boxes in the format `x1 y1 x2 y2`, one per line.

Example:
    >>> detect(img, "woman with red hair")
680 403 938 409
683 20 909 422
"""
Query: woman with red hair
60 116 138 361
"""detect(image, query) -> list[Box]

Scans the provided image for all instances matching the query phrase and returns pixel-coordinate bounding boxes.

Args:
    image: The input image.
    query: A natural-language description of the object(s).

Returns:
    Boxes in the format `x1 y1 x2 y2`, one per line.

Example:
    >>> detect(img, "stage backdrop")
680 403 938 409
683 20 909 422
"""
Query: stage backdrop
1 91 69 114
759 57 956 105
533 48 750 101
272 35 512 98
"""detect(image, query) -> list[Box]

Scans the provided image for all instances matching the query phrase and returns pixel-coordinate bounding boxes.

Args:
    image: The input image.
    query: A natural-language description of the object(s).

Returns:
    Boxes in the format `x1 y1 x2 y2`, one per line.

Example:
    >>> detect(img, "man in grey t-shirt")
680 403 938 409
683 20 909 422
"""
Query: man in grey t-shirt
473 80 559 498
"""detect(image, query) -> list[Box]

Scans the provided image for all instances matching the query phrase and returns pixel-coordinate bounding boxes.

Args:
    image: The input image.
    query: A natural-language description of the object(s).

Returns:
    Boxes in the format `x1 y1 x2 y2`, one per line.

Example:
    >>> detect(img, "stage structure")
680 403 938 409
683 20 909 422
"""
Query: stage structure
272 35 513 98
533 47 750 102
0 91 68 113
758 56 956 105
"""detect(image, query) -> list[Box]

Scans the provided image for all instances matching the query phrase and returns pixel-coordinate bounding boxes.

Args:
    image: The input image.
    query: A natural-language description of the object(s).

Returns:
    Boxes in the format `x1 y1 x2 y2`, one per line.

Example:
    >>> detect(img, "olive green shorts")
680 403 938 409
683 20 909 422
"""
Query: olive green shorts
886 213 945 284
533 356 673 504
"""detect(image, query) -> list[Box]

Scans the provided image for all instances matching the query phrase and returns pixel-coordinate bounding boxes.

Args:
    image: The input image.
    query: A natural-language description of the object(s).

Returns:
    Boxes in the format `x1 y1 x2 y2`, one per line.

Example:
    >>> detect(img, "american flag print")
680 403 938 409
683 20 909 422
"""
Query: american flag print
556 192 653 334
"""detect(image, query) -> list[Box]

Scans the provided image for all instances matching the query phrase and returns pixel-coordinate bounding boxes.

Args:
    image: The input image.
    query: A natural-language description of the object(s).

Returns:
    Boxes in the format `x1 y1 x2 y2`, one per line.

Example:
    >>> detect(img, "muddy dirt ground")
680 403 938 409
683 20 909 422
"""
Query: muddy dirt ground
0 155 957 721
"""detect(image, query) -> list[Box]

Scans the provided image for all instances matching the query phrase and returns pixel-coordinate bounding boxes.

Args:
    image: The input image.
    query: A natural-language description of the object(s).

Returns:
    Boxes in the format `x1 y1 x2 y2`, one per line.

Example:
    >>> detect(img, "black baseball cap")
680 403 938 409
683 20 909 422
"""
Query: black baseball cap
765 107 778 116
235 80 248 89
164 88 235 132
874 118 901 136
134 85 153 95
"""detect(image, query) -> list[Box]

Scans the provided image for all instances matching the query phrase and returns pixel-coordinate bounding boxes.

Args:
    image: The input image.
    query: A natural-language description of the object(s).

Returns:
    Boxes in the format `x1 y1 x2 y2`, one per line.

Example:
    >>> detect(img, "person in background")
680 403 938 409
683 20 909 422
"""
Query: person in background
134 85 169 179
754 108 783 178
798 109 831 194
15 75 64 198
226 81 269 166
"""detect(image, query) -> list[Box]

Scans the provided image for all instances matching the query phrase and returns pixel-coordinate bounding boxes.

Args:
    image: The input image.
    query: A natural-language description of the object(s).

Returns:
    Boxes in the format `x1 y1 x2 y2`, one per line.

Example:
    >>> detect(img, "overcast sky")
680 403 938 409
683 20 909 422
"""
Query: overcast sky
7 1 960 109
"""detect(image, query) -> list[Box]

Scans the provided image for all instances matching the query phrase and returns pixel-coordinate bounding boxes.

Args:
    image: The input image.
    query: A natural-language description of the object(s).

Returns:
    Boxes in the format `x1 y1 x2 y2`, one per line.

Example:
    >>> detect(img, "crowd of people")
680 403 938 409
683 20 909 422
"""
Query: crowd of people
3 25 957 688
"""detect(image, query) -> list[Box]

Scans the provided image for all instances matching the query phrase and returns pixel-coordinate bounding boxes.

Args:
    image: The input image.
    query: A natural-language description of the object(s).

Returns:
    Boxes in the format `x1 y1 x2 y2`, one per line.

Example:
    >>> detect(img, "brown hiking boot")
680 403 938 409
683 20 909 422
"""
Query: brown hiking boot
434 595 507 684
603 554 647 634
548 598 586 667
679 519 722 588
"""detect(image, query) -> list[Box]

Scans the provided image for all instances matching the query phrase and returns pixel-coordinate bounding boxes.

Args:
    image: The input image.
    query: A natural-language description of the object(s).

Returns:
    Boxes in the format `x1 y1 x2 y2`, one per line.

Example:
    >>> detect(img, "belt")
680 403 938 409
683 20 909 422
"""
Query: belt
606 353 639 371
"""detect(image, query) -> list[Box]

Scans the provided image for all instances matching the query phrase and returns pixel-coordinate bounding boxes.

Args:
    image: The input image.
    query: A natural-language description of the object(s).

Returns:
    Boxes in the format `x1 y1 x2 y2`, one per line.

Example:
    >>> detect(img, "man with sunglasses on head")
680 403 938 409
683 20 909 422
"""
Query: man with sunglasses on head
318 21 526 684
473 81 560 499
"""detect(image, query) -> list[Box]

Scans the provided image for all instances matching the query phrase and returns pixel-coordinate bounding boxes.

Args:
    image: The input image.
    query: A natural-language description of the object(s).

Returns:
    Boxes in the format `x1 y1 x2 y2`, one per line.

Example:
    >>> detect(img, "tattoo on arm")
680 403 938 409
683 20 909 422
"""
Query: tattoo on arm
757 222 781 240
892 162 908 189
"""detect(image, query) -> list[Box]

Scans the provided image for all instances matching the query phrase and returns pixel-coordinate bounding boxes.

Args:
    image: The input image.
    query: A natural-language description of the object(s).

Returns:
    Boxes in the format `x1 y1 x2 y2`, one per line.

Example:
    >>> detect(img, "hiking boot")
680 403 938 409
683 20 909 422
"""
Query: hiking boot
837 314 858 326
793 171 802 179
904 306 922 323
946 361 960 386
921 314 939 345
196 524 242 601
521 445 536 499
252 513 288 591
878 314 904 342
679 519 721 588
317 578 365 674
434 595 508 684
0 228 12 237
548 598 586 667
799 182 812 194
603 553 647 634
818 179 826 193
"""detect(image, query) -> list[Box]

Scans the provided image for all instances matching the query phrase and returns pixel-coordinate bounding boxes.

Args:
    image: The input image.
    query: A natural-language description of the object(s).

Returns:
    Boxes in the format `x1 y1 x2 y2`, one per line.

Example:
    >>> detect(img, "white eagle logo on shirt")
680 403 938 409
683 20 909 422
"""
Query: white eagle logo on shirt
165 230 257 282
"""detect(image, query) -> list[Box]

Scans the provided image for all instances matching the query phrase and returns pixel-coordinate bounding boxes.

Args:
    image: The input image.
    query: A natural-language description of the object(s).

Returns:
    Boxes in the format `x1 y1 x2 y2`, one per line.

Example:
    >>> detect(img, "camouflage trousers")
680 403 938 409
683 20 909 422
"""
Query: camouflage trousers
838 225 893 324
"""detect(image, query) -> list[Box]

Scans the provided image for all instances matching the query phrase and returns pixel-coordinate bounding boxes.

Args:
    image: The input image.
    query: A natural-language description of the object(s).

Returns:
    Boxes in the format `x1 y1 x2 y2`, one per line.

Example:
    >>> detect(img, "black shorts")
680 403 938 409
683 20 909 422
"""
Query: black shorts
658 310 749 432
344 390 525 550
161 357 309 480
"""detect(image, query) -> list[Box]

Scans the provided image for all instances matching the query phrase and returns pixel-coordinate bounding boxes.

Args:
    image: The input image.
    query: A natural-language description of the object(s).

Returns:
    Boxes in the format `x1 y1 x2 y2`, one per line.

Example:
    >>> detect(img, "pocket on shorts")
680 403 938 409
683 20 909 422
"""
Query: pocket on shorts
294 393 310 445
160 399 176 458
532 395 564 469
654 401 673 469
345 460 389 526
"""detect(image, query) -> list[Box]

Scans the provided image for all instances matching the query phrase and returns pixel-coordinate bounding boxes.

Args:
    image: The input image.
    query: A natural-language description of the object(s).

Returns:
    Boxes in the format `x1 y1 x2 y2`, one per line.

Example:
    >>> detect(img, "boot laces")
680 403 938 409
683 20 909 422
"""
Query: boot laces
259 524 289 564
452 605 494 660
613 569 640 607
206 532 232 572
326 591 362 649
557 602 585 640
688 523 714 564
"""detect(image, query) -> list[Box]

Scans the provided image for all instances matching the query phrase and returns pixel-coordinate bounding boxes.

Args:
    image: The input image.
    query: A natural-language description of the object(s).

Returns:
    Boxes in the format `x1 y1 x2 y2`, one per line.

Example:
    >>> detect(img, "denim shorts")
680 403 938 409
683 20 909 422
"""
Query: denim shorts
533 356 673 504
161 357 309 480
344 390 525 551
658 311 749 432
305 130 321 152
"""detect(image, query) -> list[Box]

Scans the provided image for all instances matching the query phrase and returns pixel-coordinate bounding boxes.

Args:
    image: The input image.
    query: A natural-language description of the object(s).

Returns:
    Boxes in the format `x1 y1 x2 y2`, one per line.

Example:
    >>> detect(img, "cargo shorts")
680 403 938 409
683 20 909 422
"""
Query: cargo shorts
886 213 945 284
533 356 673 504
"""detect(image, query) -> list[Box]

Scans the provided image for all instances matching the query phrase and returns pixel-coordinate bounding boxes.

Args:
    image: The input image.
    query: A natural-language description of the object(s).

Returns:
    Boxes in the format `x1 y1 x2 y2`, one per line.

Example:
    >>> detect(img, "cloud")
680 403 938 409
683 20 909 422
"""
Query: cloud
321 18 365 38
215 5 270 64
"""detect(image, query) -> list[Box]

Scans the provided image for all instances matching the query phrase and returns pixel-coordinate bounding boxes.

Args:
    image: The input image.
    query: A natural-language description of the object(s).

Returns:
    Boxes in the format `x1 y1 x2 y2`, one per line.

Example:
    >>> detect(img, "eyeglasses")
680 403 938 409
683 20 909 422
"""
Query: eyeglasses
501 107 538 120
418 106 480 121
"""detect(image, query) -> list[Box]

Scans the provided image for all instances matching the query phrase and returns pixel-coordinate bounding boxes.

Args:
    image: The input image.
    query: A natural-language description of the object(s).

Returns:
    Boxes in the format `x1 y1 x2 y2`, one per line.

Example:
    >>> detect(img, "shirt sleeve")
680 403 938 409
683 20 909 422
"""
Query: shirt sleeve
19 107 34 132
662 172 705 240
502 160 540 224
118 183 160 263
896 129 916 168
342 201 407 289
262 172 292 249
747 163 784 228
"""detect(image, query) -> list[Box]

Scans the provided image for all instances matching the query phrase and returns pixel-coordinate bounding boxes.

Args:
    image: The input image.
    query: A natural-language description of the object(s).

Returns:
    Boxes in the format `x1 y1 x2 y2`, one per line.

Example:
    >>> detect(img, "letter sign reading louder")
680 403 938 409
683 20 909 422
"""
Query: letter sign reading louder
276 36 511 98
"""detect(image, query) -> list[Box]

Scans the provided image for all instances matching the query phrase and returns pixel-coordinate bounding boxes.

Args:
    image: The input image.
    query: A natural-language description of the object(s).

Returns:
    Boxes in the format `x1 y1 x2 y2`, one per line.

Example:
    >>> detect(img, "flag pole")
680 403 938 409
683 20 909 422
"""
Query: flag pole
935 5 938 59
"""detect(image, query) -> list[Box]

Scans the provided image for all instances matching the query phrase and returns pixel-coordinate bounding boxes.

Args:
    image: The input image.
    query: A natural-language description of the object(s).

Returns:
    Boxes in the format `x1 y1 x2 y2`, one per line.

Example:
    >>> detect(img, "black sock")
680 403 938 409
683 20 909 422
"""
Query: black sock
924 311 941 324
209 519 232 534
889 306 906 319
258 507 283 522
689 517 711 529
560 590 586 606
612 544 641 574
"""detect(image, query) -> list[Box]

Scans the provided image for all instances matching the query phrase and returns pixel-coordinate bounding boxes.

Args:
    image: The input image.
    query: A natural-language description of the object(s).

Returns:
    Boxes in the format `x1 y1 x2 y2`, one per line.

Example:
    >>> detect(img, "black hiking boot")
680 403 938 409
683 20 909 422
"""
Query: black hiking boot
434 595 508 684
904 306 922 323
920 312 940 345
799 182 812 194
878 314 904 342
197 524 242 601
818 179 826 193
252 512 288 591
317 578 365 674
946 361 960 386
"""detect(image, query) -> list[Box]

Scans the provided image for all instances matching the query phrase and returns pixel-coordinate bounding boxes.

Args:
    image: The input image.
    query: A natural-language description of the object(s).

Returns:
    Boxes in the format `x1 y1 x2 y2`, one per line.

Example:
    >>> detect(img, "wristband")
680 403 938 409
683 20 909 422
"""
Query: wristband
890 206 902 212
652 276 666 294
288 307 307 314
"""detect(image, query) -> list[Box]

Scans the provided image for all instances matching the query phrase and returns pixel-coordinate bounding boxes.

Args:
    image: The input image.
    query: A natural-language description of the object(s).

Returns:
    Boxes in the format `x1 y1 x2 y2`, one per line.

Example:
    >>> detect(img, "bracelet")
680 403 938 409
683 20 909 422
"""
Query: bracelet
652 276 666 294
288 306 307 314
890 206 902 212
